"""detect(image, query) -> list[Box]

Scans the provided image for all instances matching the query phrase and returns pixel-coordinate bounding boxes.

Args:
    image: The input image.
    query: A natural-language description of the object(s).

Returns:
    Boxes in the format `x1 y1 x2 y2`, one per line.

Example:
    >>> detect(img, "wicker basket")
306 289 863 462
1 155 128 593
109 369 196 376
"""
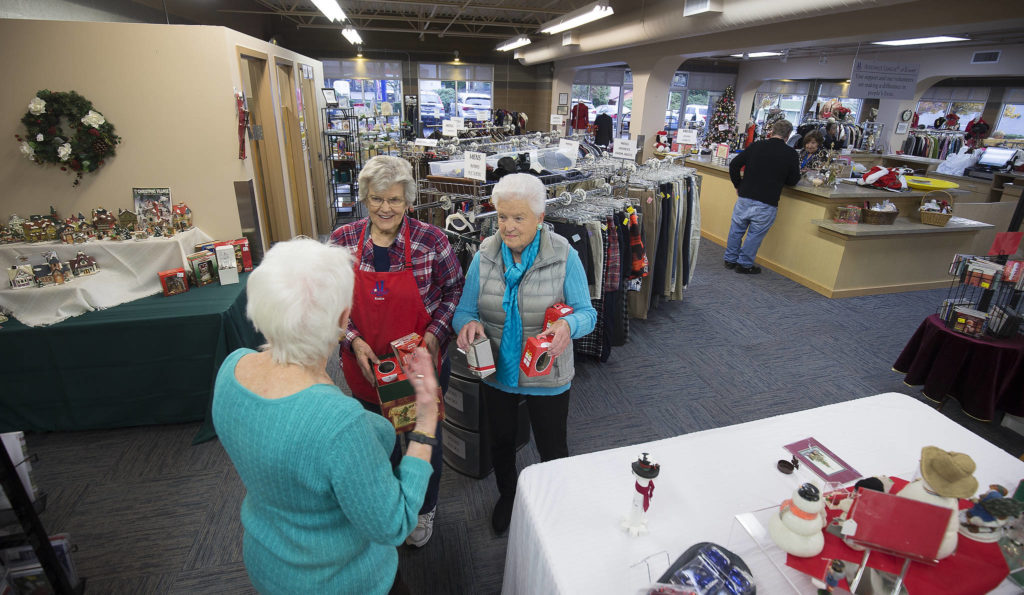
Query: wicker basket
919 190 955 227
861 208 899 225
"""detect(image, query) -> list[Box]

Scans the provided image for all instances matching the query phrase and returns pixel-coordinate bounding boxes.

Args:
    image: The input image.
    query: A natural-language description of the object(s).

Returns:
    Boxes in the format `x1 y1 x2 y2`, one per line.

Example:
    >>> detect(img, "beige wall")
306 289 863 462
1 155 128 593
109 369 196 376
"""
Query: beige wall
0 19 324 244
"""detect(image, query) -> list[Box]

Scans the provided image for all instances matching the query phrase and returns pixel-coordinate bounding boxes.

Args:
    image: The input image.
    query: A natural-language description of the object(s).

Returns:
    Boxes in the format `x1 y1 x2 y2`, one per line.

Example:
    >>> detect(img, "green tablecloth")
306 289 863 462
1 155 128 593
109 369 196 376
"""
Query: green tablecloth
0 274 261 443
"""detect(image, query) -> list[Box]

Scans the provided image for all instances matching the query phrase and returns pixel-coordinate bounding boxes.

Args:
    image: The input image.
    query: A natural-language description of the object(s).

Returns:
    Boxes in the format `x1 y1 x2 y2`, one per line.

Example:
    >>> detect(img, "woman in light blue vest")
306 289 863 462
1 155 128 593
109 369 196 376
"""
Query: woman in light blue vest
454 173 597 534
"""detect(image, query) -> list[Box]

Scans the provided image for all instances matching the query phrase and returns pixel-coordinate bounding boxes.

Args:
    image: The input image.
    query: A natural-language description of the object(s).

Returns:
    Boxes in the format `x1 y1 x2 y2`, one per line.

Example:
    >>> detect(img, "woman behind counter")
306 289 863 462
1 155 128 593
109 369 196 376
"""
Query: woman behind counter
330 155 463 548
213 238 441 594
799 129 828 172
454 173 597 534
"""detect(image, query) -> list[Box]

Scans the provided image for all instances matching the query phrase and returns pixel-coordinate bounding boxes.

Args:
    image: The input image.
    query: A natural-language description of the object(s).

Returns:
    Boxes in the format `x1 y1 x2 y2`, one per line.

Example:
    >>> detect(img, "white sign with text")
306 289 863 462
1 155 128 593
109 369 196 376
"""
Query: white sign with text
550 114 564 126
613 137 638 161
676 128 698 145
464 151 487 181
442 120 458 137
849 59 920 100
451 116 466 130
414 138 439 147
558 139 580 167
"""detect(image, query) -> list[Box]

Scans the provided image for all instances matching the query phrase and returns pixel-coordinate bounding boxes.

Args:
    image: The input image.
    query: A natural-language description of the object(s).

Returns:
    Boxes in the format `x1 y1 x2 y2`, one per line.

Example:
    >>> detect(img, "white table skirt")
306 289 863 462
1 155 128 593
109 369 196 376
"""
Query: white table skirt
0 227 212 326
502 393 1024 595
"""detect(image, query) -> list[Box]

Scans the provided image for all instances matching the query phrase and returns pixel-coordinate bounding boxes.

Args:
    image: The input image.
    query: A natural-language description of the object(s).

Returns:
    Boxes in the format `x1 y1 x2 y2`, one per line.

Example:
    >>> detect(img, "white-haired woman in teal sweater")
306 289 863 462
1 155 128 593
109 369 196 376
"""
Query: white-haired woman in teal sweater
213 237 439 594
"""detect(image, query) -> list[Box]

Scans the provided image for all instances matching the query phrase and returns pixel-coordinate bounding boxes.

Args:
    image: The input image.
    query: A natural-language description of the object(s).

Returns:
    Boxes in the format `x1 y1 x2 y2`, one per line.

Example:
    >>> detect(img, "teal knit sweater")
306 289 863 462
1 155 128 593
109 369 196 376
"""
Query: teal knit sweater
212 349 432 594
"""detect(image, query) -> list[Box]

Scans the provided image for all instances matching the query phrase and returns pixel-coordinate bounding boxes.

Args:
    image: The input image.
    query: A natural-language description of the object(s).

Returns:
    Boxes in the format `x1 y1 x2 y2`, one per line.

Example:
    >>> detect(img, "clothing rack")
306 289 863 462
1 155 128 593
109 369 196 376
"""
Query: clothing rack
901 129 965 159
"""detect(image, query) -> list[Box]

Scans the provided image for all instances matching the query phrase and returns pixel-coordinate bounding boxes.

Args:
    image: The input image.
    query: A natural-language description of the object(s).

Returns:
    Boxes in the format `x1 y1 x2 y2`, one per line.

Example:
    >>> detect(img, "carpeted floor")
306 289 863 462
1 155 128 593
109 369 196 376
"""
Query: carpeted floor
17 238 1024 594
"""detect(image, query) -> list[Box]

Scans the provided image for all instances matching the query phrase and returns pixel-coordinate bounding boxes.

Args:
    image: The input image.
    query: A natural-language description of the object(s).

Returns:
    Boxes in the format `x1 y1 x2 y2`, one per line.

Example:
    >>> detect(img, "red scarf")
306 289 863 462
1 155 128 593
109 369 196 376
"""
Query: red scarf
635 480 655 512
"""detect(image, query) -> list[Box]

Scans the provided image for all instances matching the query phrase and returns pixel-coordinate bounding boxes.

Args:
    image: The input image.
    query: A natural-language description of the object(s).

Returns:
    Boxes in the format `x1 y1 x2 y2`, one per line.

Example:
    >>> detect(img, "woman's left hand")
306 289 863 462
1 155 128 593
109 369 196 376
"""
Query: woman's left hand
541 319 572 359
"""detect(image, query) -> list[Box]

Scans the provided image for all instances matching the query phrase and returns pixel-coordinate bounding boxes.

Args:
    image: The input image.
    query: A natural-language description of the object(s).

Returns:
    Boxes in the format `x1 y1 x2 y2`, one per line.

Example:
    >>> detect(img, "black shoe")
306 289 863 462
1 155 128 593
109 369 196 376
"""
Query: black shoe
491 495 515 534
735 265 762 274
723 261 737 269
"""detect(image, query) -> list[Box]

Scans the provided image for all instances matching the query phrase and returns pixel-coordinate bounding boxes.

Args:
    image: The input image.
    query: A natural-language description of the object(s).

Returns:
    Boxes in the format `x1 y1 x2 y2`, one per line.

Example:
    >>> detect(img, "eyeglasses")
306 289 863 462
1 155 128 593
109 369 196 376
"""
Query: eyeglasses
368 196 406 209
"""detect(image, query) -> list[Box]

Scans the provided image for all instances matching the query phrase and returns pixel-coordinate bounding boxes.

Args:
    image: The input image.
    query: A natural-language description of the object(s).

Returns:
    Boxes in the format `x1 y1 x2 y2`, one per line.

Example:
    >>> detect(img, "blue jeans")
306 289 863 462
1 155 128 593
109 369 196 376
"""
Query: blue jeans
724 197 778 268
360 357 449 514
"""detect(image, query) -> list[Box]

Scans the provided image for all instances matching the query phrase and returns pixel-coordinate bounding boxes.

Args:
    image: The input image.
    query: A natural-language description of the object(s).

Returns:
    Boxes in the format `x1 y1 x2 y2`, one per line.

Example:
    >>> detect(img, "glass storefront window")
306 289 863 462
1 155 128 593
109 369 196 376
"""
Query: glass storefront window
418 63 493 134
916 100 949 128
326 78 403 131
997 103 1024 139
951 102 984 130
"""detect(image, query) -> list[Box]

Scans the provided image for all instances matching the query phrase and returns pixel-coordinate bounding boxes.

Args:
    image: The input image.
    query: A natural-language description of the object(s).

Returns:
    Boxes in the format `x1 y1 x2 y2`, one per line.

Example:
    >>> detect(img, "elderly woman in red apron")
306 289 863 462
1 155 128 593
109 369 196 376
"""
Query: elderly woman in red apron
330 155 464 547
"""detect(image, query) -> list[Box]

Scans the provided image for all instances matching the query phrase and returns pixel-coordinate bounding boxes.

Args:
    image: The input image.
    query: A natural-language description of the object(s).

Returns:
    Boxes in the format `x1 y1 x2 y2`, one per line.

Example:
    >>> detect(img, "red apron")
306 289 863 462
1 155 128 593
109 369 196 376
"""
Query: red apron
341 222 433 402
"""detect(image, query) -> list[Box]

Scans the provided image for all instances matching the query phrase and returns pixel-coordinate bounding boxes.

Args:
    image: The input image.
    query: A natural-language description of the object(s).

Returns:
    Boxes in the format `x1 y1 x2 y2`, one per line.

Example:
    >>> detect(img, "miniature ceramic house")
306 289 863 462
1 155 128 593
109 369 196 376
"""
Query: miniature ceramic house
59 223 77 244
22 217 57 242
117 208 139 230
172 203 193 231
32 264 55 287
91 208 118 238
8 265 33 289
0 226 15 244
7 214 26 237
45 251 70 284
69 252 99 277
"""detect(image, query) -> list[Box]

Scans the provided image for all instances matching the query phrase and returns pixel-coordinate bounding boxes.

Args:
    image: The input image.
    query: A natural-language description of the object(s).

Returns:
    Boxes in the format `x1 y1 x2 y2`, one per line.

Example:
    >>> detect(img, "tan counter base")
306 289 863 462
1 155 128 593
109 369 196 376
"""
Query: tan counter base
691 158 991 299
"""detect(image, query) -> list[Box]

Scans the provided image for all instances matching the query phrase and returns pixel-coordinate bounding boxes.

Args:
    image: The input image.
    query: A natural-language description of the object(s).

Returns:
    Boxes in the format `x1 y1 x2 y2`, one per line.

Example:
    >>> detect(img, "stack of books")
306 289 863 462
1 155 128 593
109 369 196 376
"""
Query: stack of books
951 305 988 337
989 305 1022 338
940 298 974 323
963 259 1005 291
1 534 79 593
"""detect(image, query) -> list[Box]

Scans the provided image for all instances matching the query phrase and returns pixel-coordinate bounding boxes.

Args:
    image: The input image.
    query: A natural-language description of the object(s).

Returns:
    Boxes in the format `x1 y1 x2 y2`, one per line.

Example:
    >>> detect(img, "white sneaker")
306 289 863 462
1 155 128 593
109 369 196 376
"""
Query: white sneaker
406 507 435 547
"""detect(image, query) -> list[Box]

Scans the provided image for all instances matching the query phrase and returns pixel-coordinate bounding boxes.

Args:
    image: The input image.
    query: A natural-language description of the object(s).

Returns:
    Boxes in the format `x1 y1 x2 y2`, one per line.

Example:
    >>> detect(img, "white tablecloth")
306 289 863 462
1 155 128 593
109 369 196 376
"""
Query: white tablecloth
0 227 212 326
502 393 1024 594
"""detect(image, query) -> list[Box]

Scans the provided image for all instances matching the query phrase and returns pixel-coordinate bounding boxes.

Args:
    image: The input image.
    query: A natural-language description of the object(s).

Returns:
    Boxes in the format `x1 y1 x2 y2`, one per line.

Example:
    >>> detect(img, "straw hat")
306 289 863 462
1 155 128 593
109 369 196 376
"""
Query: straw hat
920 446 978 499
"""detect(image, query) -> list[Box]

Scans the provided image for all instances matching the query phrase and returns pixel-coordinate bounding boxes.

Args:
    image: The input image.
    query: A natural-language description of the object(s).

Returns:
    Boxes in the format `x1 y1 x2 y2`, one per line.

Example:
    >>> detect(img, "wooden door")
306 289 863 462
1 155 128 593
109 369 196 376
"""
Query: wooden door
276 60 313 238
238 48 290 245
299 68 332 235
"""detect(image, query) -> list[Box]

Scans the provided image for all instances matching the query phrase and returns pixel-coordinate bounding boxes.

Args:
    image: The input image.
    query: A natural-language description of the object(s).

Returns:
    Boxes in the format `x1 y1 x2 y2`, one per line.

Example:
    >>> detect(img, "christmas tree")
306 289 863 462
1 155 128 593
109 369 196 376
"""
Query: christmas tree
705 85 737 147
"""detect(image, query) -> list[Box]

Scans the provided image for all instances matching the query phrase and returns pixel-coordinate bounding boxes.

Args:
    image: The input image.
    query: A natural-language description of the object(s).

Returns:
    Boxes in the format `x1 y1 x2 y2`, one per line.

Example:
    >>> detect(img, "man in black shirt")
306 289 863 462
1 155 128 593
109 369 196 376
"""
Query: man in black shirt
724 119 800 274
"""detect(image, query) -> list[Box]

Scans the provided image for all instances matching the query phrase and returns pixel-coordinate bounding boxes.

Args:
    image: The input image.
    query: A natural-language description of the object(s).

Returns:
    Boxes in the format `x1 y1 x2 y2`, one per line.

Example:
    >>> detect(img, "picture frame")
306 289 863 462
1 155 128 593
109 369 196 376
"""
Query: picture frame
784 437 862 484
556 105 569 116
895 122 909 134
558 93 569 106
321 88 338 107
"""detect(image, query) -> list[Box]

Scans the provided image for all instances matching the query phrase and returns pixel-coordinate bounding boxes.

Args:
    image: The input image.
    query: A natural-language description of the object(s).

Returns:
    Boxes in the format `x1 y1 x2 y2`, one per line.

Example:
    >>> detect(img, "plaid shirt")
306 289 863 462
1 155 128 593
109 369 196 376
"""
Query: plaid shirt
330 216 464 354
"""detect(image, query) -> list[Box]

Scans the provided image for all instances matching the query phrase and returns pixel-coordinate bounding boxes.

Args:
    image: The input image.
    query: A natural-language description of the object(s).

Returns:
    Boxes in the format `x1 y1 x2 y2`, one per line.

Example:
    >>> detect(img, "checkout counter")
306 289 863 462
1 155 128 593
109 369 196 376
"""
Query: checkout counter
687 155 994 298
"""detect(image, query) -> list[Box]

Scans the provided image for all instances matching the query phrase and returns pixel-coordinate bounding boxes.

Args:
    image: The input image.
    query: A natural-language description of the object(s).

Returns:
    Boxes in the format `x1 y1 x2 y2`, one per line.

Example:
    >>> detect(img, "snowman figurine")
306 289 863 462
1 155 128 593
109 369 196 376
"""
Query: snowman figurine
769 483 827 557
622 453 660 536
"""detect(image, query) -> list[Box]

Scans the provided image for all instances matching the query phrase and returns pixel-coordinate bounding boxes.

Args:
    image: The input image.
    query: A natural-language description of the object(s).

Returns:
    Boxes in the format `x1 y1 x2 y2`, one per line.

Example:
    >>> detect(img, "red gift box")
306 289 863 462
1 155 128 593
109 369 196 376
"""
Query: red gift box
544 303 574 331
521 335 555 377
158 268 189 296
390 332 423 373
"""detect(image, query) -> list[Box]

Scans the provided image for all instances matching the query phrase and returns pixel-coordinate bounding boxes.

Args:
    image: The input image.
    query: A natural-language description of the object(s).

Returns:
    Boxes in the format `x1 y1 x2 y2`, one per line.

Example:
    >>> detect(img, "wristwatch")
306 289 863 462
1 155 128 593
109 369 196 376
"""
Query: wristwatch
407 430 439 446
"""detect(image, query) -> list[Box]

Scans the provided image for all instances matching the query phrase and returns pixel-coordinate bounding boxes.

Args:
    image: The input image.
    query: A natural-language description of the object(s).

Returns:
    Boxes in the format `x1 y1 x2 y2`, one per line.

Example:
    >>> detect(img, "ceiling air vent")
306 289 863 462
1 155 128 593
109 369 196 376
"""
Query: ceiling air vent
683 0 723 17
971 50 1001 64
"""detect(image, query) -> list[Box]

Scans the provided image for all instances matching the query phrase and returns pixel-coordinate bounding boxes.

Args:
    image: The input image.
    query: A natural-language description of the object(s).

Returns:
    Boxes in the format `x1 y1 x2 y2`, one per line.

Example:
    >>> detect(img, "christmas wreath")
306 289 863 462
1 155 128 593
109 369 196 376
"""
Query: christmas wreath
15 90 121 186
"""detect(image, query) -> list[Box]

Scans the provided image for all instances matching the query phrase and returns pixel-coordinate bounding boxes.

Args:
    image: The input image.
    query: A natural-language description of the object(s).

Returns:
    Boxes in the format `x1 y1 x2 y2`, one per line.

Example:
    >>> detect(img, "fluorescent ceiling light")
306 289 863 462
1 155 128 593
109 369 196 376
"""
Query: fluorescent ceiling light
342 26 363 45
872 36 968 46
496 35 531 52
311 0 347 22
730 51 783 58
539 2 614 35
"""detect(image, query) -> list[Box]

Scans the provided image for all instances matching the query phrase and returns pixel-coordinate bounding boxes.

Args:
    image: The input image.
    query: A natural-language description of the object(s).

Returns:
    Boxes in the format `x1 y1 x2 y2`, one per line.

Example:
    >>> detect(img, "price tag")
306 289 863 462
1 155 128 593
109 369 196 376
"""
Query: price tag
464 151 487 181
550 114 564 126
414 138 439 147
718 124 730 131
676 128 698 145
442 120 458 137
451 116 466 130
612 137 638 161
558 139 580 167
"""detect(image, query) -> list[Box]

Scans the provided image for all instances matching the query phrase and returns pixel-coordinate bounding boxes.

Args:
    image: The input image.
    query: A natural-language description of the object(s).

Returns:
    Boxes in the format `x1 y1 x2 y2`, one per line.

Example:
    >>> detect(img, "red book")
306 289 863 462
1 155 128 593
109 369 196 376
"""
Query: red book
844 489 951 564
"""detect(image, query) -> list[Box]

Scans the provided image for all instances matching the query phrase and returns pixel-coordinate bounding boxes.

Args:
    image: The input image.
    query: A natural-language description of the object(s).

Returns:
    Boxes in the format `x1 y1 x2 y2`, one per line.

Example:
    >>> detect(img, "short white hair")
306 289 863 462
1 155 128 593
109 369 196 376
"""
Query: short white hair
358 155 416 206
491 173 546 215
246 237 354 367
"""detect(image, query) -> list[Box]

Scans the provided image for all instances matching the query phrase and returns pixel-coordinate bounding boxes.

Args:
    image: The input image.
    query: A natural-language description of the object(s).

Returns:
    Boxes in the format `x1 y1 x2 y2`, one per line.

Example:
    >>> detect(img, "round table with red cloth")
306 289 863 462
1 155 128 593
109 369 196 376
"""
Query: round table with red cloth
893 314 1024 421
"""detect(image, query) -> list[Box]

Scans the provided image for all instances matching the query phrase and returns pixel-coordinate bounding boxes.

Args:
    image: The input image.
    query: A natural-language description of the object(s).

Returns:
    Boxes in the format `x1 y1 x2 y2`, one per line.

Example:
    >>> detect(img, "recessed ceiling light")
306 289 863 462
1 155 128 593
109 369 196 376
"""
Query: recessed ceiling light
729 51 783 58
872 36 968 46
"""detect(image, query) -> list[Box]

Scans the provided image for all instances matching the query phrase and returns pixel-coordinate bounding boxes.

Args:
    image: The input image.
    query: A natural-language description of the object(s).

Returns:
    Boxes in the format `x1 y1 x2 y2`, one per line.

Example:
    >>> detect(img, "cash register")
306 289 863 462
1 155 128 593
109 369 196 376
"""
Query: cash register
965 146 1018 180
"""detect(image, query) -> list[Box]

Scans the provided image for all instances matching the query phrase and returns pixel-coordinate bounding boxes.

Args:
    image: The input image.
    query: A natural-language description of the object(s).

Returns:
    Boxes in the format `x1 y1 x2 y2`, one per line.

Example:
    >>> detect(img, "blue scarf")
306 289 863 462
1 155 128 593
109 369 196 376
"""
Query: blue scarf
498 231 541 387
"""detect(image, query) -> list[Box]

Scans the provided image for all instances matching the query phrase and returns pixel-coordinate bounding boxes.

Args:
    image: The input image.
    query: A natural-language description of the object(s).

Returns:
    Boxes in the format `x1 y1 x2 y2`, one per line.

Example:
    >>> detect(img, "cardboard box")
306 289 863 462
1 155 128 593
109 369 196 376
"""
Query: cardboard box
390 332 423 373
544 303 574 331
375 357 417 432
216 245 239 285
158 268 189 296
521 334 555 377
214 238 253 272
186 251 218 286
463 336 495 378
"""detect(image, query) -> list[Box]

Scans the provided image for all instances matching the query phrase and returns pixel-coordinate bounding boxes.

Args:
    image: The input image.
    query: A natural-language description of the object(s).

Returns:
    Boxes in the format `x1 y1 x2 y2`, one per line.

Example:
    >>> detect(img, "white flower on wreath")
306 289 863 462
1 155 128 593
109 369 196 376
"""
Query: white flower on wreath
36 133 44 142
28 97 46 115
57 143 72 162
81 110 105 128
20 142 35 159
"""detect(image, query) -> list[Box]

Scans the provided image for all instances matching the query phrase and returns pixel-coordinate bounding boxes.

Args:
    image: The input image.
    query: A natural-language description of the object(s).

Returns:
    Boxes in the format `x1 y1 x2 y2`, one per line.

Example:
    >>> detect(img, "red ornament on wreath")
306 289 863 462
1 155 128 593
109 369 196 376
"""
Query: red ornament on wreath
17 90 121 186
